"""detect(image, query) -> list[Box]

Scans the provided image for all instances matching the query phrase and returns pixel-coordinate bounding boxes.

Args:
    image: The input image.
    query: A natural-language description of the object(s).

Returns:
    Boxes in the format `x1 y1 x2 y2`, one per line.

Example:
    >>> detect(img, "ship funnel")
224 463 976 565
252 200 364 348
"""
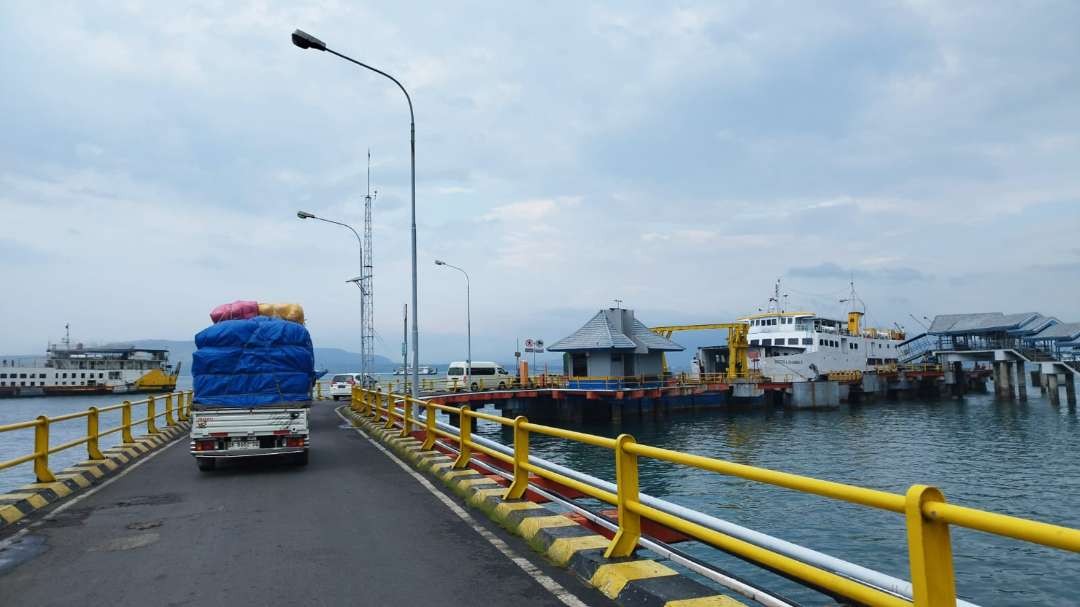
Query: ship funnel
847 311 864 336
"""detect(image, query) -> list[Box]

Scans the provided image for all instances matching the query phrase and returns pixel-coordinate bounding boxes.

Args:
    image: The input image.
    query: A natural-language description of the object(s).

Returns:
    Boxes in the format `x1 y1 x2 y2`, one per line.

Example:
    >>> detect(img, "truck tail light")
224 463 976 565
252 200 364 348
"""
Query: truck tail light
285 437 305 448
194 439 216 452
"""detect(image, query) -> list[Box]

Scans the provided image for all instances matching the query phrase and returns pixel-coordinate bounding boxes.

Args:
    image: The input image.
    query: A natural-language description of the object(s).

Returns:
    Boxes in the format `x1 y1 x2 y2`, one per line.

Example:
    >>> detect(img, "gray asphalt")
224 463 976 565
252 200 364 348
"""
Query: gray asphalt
0 402 608 606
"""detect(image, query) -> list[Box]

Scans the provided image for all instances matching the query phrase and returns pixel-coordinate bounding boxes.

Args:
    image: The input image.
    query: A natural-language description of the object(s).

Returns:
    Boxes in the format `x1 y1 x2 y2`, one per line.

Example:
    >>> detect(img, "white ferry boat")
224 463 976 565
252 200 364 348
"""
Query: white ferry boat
393 365 438 376
693 282 905 381
0 328 178 398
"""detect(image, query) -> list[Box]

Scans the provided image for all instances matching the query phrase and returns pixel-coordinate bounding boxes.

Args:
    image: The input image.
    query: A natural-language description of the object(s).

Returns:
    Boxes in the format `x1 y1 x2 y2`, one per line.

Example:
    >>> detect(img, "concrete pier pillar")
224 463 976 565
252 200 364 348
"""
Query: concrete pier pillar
1066 375 1077 407
1016 361 1027 400
1031 370 1042 394
950 362 966 397
995 361 1013 398
1047 373 1061 406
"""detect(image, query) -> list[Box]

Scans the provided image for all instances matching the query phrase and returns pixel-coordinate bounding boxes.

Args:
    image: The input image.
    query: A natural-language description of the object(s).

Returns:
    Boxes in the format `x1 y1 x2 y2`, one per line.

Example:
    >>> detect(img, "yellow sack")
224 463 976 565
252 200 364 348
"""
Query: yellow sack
258 302 305 324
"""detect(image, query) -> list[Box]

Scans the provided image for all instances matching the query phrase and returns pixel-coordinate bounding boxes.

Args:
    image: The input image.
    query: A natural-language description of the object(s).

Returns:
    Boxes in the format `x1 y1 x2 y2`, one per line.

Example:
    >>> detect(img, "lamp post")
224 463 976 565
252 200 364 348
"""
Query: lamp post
297 211 367 379
292 29 420 399
435 260 470 382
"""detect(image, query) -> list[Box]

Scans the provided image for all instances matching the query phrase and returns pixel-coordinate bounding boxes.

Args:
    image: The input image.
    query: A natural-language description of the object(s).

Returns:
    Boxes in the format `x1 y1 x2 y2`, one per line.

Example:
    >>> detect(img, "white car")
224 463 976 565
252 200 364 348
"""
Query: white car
445 361 511 392
329 373 375 400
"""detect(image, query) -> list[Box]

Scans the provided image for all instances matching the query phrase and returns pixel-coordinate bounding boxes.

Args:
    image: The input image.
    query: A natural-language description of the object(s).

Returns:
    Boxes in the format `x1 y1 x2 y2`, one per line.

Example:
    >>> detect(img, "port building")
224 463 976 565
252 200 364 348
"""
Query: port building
547 307 683 380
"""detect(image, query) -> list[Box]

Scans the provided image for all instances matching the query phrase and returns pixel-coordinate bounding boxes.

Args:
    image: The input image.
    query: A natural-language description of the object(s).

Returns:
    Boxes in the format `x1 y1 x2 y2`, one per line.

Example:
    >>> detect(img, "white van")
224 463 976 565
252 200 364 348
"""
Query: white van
446 361 511 392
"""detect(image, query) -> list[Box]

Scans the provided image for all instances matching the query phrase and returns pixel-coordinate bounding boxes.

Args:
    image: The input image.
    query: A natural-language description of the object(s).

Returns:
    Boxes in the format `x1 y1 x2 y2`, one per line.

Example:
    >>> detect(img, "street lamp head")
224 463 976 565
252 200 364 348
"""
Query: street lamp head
434 259 445 266
297 210 315 219
291 29 327 52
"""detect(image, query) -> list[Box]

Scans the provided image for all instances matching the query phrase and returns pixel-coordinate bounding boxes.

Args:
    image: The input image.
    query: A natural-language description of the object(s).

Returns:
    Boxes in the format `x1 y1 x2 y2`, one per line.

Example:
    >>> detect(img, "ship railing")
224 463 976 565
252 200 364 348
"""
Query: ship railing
352 386 1080 607
0 390 193 483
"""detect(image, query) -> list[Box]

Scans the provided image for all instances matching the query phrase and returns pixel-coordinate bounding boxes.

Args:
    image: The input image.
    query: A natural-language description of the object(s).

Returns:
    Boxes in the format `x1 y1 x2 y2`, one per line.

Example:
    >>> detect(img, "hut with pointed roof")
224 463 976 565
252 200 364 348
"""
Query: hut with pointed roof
547 308 683 380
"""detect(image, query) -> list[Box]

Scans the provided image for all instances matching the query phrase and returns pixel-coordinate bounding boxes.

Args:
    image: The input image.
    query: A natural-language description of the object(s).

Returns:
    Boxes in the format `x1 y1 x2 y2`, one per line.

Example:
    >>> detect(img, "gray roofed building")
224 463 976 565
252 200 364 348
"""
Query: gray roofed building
1031 322 1080 341
549 308 682 379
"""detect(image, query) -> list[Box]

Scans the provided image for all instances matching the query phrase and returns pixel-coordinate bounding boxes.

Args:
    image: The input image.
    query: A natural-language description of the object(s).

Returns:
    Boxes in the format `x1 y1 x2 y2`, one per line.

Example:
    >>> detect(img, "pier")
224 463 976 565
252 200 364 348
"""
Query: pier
4 389 1078 606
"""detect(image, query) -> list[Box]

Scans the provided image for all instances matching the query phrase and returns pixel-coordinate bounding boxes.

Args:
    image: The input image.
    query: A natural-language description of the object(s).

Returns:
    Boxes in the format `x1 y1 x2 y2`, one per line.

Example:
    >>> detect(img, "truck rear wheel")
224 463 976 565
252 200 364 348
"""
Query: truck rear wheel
196 457 216 472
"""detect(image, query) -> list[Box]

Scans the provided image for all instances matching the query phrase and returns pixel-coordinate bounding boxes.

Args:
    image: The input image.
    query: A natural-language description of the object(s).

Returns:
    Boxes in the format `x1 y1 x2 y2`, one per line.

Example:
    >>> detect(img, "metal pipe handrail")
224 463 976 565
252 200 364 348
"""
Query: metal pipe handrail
356 387 1080 606
0 390 193 480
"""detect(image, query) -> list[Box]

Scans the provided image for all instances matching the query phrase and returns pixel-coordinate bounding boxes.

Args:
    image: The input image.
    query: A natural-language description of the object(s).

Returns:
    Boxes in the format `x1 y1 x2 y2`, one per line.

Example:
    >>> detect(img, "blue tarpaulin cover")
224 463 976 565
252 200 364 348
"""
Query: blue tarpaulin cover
192 316 315 407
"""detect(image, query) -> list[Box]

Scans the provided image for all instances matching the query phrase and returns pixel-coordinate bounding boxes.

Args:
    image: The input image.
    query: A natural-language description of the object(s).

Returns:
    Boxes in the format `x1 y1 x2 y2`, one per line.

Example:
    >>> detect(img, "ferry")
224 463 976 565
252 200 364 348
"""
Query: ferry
393 365 438 376
693 282 905 381
0 327 179 398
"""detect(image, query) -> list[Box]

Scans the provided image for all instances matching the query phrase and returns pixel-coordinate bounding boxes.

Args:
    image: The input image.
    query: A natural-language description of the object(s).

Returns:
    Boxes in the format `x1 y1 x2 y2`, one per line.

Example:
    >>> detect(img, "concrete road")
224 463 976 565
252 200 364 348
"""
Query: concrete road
0 402 608 606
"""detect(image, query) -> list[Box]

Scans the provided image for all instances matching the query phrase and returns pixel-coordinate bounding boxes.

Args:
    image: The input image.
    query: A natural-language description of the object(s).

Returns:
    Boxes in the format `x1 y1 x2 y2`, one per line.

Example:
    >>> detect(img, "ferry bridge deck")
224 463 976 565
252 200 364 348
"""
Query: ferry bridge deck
4 387 1080 607
0 402 607 606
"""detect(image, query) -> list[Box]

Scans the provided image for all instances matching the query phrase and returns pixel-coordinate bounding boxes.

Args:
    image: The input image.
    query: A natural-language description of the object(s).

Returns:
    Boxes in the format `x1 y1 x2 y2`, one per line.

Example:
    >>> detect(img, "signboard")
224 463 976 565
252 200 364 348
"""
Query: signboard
524 338 545 353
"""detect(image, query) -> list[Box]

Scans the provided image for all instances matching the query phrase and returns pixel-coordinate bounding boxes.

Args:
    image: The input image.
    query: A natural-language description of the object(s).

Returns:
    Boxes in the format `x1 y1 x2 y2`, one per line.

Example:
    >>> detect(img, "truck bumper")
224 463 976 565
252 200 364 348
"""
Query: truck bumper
191 446 307 459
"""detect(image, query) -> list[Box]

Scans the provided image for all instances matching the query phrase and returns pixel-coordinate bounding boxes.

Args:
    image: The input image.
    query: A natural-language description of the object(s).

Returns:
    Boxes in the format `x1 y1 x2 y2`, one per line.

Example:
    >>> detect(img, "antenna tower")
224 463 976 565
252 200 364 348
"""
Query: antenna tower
362 151 376 375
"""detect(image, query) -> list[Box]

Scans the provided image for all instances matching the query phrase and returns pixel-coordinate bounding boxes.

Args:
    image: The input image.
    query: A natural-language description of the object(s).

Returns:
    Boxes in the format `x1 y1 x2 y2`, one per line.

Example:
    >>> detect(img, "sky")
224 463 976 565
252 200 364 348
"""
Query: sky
2 1 1079 366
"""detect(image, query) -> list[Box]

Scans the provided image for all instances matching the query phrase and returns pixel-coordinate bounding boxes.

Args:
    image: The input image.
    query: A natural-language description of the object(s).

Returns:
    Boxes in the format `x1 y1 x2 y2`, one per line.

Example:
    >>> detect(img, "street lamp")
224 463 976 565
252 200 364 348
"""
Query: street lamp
435 259 470 383
297 210 368 379
292 28 420 399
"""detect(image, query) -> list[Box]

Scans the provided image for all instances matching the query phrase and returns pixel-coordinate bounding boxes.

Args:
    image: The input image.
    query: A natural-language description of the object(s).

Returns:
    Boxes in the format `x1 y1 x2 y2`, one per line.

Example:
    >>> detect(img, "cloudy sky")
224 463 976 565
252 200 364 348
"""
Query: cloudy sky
2 1 1078 365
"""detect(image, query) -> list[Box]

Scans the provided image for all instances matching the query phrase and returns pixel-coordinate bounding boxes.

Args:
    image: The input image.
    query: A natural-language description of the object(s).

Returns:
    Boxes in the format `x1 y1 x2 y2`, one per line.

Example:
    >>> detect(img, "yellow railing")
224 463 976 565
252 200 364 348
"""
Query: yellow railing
351 386 1080 607
0 390 194 483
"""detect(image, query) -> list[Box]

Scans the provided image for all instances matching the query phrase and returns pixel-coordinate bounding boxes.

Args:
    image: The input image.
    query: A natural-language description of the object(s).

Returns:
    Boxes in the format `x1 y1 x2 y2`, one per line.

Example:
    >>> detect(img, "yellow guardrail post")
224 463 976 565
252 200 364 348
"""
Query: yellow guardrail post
505 416 530 499
453 406 472 469
422 403 437 450
121 400 134 444
605 433 642 558
385 395 396 429
316 382 323 400
906 485 957 606
34 416 55 482
87 406 105 460
175 392 186 422
146 395 159 434
370 388 380 418
164 393 175 427
188 390 194 418
400 396 413 437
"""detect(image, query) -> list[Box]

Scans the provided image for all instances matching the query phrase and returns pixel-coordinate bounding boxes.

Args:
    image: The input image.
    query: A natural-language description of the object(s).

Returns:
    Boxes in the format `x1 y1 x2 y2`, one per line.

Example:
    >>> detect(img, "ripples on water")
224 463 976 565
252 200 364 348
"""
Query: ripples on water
472 391 1079 606
2 380 1077 605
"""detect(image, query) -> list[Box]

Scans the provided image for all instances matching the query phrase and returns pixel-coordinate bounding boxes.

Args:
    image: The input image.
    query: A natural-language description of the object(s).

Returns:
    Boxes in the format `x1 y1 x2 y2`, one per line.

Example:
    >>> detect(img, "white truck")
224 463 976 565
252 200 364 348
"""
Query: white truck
190 404 310 471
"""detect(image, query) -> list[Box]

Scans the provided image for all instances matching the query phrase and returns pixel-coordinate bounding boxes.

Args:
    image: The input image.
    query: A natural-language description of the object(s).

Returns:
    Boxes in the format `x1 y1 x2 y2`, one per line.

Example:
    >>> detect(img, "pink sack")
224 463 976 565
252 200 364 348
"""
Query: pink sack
210 300 260 323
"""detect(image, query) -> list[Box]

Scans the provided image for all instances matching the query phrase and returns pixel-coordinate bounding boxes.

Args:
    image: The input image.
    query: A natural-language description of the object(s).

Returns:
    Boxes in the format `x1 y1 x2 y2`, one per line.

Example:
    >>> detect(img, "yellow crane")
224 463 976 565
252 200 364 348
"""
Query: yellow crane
649 323 750 380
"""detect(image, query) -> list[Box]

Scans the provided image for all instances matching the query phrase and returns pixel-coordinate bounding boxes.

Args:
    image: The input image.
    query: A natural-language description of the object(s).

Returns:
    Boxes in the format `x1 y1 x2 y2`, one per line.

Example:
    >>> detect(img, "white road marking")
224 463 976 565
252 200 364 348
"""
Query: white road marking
334 407 589 607
0 432 187 550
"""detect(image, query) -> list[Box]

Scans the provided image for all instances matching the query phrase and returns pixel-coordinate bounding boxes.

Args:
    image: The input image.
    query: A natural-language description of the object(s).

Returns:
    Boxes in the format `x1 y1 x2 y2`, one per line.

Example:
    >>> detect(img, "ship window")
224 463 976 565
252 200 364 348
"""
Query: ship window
750 339 759 346
39 373 45 378
802 338 812 345
0 374 5 378
788 338 799 345
21 381 26 386
98 373 104 378
62 373 67 378
762 338 773 346
19 373 26 378
81 373 86 378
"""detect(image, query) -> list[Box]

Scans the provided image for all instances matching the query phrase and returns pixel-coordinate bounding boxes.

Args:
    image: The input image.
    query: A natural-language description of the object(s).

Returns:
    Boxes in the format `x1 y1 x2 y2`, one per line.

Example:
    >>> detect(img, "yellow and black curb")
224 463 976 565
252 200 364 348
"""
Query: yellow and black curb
0 423 189 534
340 406 744 607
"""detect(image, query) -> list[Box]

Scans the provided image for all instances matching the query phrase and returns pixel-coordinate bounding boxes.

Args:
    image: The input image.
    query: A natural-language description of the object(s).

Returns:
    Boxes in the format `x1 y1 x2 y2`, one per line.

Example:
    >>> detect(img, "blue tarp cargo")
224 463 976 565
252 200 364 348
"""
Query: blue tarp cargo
192 316 315 407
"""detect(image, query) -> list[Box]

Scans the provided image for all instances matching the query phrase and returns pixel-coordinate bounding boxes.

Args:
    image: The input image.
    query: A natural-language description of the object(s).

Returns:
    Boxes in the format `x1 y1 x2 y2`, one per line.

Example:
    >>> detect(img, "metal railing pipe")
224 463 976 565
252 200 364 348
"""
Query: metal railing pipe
417 412 955 606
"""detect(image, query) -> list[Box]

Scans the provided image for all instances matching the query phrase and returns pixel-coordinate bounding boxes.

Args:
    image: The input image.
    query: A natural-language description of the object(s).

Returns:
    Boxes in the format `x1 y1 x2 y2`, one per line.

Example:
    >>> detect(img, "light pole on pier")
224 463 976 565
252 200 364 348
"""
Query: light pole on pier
296 210 368 379
292 28 420 400
435 260 470 381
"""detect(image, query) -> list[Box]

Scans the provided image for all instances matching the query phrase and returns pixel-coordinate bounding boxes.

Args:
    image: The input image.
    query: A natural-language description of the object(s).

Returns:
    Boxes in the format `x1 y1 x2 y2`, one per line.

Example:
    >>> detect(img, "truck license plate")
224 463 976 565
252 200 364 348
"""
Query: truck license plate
230 438 260 450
